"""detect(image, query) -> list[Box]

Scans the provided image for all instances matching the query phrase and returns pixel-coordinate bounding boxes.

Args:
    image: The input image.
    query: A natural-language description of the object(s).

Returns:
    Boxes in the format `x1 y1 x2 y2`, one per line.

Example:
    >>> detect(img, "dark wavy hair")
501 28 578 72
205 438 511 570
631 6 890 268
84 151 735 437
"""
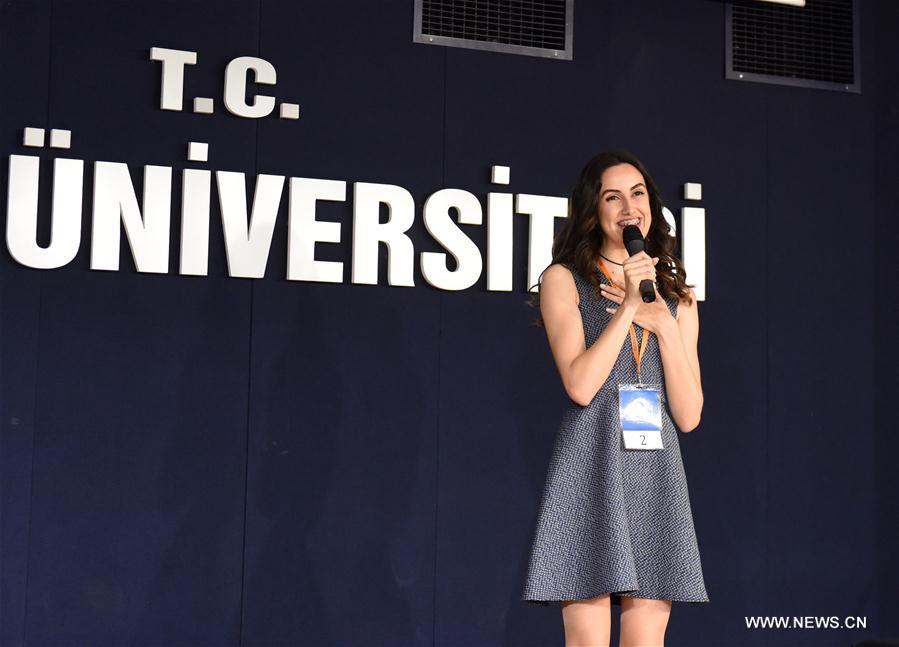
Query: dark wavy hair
527 150 693 327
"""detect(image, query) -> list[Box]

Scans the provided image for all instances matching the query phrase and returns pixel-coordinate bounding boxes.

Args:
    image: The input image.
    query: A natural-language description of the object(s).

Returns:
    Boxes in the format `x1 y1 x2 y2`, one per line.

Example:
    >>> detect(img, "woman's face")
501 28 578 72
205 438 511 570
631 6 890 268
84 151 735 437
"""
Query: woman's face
596 163 652 247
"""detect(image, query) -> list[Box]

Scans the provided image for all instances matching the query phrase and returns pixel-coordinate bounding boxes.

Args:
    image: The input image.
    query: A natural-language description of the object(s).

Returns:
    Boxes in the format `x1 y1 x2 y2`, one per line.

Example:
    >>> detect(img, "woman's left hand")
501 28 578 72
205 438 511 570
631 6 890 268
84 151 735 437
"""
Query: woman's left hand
600 281 676 335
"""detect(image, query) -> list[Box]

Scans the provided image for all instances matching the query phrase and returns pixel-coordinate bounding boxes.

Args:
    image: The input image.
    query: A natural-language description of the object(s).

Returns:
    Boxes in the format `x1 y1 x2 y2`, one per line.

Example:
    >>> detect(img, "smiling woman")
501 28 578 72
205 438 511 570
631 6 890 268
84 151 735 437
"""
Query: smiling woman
521 150 709 647
529 151 693 310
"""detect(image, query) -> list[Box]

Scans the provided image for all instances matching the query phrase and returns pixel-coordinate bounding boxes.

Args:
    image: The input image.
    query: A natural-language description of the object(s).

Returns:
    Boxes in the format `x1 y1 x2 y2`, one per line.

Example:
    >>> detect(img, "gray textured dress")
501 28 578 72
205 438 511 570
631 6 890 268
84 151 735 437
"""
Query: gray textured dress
522 262 709 607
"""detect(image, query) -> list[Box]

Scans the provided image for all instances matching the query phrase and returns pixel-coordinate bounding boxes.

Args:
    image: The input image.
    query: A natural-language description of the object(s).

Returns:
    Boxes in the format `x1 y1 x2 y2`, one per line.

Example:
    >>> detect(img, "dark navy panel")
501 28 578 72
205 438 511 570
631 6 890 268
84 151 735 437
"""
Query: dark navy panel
872 0 899 632
0 2 50 645
243 1 444 643
761 4 883 643
15 2 258 644
764 75 878 623
243 282 441 645
25 272 250 645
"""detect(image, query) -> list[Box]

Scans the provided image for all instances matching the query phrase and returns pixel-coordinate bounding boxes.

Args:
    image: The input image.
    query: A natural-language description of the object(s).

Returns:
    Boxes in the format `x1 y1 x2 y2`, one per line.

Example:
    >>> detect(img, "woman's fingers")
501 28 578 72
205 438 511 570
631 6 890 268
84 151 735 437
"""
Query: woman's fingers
623 251 652 264
619 254 660 305
599 284 624 304
623 257 656 273
625 268 656 283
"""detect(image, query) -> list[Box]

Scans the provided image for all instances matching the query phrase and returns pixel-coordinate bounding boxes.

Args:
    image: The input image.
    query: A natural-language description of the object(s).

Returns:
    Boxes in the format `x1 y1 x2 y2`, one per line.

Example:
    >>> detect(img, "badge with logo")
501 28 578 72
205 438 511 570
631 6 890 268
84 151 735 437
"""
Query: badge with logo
619 384 664 450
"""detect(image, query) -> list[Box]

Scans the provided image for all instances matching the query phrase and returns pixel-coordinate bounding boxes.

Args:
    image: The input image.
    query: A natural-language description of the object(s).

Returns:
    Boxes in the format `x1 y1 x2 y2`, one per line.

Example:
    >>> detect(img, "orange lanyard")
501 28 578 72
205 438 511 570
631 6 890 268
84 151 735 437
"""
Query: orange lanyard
597 258 649 381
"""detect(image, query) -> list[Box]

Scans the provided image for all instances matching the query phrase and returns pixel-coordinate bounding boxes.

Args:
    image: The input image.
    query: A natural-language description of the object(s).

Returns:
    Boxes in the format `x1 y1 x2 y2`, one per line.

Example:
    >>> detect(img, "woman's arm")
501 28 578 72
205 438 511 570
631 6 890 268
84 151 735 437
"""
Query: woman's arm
655 289 703 432
539 264 640 406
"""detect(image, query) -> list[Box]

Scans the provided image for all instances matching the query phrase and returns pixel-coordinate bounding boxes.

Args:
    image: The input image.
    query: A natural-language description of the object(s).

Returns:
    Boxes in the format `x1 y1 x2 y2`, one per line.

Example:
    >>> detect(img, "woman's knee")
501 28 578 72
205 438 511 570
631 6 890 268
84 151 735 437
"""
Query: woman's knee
561 594 612 647
619 597 672 647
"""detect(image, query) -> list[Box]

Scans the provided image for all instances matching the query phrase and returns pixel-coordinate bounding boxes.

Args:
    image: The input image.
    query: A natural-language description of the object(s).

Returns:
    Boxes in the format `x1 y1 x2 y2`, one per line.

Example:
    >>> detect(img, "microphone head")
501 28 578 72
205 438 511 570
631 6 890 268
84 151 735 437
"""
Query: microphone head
622 224 644 256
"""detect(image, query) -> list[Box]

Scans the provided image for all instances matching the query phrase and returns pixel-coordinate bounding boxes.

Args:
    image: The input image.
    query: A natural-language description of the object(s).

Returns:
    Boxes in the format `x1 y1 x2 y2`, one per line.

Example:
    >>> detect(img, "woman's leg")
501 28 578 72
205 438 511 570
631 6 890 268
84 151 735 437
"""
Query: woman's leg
618 597 672 647
561 593 612 647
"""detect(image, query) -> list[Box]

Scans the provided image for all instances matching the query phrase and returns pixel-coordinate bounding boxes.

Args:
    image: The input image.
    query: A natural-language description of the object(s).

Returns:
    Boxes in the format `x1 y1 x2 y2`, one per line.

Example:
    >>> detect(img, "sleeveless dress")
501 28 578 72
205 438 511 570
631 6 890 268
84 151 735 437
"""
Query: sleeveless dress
521 262 709 606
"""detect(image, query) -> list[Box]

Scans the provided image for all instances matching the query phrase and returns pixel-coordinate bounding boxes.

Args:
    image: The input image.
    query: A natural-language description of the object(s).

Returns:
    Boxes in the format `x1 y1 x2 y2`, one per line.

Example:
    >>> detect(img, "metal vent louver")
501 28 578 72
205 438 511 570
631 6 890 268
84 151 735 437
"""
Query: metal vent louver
726 0 859 92
414 0 573 60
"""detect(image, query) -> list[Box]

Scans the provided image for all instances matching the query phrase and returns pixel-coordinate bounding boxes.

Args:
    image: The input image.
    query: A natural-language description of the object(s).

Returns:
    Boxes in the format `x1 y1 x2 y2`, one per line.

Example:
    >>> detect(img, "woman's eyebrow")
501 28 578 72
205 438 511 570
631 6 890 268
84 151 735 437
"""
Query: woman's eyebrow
600 182 646 197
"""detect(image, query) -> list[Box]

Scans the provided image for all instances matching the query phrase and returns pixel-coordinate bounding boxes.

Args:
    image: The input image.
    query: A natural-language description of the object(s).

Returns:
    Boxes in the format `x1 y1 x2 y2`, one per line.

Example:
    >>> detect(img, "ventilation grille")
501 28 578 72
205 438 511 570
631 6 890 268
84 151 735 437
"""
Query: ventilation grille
414 0 573 60
726 0 859 92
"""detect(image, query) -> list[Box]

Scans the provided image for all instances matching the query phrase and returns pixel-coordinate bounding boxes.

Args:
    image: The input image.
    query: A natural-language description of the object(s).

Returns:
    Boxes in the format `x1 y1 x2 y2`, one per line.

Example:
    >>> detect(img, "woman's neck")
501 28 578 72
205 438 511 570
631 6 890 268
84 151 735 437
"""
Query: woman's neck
598 242 629 266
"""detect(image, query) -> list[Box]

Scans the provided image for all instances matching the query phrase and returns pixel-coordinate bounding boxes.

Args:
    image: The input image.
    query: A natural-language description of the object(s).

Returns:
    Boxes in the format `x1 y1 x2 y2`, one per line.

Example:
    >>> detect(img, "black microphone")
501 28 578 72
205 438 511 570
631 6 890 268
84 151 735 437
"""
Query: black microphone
622 224 656 303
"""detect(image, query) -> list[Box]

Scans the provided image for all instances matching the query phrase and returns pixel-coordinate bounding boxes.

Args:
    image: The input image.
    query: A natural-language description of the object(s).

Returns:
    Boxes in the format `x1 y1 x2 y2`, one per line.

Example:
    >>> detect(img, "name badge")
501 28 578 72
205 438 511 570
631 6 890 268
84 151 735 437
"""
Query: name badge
618 384 664 450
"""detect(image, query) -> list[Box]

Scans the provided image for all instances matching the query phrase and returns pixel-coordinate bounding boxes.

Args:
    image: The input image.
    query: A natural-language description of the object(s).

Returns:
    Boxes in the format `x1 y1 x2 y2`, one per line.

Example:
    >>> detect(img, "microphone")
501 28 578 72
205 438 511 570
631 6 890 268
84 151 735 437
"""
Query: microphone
622 224 656 303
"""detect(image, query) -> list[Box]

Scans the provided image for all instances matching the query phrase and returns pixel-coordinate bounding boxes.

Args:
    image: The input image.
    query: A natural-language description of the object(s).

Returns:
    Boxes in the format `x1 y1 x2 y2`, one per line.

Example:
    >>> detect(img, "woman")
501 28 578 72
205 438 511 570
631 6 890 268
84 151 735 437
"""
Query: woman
521 151 709 646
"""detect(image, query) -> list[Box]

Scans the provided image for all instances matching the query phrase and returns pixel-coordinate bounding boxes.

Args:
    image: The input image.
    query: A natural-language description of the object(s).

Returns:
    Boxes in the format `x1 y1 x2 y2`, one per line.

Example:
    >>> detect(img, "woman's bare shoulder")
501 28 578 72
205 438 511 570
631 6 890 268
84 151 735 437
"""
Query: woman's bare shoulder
540 263 580 307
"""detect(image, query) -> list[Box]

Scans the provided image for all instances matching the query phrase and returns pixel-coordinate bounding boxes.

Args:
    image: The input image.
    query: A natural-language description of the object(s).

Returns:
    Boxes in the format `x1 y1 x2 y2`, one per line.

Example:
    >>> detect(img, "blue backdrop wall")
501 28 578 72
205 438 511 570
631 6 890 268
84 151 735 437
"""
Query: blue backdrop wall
1 1 897 645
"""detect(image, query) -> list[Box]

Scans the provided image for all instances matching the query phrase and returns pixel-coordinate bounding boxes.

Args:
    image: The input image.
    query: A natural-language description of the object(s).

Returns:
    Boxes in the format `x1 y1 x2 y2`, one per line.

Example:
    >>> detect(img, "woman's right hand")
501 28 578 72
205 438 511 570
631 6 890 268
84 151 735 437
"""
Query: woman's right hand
621 252 659 307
